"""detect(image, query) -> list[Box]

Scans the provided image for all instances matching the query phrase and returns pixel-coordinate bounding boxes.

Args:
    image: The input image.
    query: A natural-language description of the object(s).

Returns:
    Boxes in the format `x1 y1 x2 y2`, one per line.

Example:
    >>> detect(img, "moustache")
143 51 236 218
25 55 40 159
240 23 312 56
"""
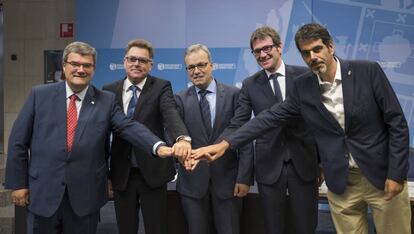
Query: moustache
310 60 323 67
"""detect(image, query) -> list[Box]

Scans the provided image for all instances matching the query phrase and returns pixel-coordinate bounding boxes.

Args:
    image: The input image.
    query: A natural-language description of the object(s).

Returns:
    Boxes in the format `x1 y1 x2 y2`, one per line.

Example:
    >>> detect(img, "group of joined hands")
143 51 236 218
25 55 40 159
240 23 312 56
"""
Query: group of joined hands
158 140 231 170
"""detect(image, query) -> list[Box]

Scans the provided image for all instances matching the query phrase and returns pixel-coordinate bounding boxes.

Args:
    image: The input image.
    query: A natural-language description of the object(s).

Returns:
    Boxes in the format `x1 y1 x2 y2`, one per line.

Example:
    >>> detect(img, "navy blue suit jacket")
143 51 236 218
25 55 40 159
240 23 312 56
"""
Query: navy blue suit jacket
226 59 409 194
222 65 318 184
5 82 161 217
175 81 254 199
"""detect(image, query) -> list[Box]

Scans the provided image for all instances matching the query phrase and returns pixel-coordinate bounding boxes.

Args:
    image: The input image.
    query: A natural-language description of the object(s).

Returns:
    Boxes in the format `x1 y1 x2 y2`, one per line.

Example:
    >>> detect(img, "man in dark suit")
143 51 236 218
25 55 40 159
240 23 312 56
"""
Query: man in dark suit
175 44 254 234
193 23 411 234
4 41 174 234
102 39 191 234
219 26 319 234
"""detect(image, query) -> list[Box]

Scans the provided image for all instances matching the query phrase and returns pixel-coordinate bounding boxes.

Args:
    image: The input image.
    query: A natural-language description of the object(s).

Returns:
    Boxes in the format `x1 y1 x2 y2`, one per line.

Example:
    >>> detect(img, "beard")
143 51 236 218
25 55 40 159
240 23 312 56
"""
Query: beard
311 62 327 75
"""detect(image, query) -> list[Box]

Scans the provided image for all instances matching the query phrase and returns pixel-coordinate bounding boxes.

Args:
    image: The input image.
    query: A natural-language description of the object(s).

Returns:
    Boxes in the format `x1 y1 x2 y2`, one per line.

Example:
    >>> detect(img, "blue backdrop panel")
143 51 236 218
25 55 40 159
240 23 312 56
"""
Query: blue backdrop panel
76 0 414 150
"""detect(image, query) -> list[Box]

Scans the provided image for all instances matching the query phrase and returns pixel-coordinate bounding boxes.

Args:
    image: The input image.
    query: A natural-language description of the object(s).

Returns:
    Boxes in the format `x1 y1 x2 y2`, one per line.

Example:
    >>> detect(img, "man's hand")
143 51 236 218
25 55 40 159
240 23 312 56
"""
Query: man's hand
157 146 174 158
11 189 29 207
384 179 404 201
318 166 325 187
234 183 250 197
172 140 192 164
191 140 230 161
107 179 114 200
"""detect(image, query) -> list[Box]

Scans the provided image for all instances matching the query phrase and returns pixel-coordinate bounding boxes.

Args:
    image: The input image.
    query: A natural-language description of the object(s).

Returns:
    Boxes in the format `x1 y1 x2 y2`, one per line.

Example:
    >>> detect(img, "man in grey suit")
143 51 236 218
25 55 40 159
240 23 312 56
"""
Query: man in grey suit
193 23 411 234
4 41 173 234
220 26 319 234
175 44 254 234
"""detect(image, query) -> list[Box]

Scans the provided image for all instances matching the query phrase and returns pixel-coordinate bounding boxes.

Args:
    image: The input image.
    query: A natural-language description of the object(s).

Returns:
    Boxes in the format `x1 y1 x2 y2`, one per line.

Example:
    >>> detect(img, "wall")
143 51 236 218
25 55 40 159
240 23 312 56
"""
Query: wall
0 0 74 232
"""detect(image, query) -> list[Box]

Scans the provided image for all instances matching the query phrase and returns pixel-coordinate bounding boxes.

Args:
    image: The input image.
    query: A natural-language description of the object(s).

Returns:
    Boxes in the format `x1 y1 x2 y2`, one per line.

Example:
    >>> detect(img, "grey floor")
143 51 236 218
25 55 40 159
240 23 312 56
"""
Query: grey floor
96 201 376 234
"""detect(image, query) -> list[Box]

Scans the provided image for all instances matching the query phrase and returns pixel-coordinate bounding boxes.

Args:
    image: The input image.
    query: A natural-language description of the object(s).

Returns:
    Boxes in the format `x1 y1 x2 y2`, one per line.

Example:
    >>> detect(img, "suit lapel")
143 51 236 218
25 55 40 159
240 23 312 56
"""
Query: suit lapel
134 76 153 117
308 73 343 130
285 66 294 97
72 86 97 150
189 86 210 139
114 79 124 108
257 70 276 101
340 59 354 132
55 82 68 151
212 82 225 140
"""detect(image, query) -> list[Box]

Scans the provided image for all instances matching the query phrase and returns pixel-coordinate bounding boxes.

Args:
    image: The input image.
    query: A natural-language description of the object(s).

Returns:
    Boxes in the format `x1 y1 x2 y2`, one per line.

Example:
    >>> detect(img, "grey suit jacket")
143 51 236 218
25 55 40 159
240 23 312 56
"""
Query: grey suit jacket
175 81 254 199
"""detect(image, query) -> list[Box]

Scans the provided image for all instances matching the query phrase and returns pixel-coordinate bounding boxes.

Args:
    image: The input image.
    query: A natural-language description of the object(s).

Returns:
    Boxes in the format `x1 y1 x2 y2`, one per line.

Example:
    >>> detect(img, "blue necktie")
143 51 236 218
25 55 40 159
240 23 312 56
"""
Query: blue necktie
199 89 212 137
127 85 140 167
127 85 140 118
270 73 283 102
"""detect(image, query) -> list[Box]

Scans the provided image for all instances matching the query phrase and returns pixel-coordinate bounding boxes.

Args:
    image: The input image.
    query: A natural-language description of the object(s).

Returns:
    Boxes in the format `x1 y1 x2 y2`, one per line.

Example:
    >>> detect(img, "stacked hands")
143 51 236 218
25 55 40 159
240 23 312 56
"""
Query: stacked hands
157 140 230 170
13 140 403 206
12 140 229 208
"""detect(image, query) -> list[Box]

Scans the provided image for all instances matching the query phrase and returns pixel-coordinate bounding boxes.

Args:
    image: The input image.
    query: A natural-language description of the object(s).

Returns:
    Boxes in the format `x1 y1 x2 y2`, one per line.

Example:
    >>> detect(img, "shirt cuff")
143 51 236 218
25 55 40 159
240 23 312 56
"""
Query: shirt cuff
153 141 167 156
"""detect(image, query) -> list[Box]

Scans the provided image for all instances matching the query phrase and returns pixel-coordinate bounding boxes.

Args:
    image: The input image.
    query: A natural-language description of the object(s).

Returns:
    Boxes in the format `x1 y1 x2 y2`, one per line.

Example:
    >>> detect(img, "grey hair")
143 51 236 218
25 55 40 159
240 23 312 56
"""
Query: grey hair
184 44 212 62
62 41 97 64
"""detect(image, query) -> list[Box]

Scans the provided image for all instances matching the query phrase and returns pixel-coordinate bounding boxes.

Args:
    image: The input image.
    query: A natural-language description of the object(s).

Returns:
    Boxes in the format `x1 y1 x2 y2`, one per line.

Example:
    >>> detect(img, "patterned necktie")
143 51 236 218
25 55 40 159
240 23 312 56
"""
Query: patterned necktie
127 85 140 118
127 85 140 167
198 89 212 137
270 73 283 102
67 94 78 152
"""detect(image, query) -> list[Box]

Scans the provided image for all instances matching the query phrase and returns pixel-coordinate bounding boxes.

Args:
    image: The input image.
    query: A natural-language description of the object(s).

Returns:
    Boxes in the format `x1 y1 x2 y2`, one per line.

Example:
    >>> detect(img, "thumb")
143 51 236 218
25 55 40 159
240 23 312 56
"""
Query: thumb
233 185 239 197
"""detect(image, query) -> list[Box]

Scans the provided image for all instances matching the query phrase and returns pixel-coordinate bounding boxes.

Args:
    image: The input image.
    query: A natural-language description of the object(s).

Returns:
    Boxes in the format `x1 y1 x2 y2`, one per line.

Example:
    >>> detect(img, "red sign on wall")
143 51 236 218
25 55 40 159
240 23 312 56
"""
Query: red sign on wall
60 23 74 38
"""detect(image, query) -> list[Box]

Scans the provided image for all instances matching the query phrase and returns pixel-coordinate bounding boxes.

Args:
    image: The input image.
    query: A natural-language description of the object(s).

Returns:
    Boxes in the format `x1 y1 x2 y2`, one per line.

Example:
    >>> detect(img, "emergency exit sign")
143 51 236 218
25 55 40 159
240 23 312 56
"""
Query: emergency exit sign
60 23 73 38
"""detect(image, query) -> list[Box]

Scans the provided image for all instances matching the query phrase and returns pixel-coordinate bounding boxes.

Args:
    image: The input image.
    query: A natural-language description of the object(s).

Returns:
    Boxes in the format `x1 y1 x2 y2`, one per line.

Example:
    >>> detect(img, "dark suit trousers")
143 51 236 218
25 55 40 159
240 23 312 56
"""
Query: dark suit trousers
26 188 99 234
113 168 168 234
180 183 242 234
257 162 318 234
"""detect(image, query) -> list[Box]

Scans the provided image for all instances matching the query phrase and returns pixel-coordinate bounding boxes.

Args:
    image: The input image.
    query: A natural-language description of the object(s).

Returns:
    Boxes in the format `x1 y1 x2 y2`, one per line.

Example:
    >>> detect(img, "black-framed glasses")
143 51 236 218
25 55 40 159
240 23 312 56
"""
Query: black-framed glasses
125 56 152 65
186 62 209 72
251 44 276 56
65 61 94 70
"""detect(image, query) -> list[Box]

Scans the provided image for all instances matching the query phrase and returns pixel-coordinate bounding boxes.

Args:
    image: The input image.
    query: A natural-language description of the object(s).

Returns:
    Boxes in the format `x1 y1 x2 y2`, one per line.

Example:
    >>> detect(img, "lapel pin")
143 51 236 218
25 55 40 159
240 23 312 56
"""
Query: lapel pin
91 101 95 105
348 70 352 76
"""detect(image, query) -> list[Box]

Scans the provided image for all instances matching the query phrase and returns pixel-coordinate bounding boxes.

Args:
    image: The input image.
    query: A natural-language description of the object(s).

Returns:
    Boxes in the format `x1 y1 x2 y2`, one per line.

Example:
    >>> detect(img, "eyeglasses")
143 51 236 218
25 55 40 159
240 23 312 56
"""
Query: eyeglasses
251 44 276 56
125 56 152 65
186 62 209 72
65 61 94 70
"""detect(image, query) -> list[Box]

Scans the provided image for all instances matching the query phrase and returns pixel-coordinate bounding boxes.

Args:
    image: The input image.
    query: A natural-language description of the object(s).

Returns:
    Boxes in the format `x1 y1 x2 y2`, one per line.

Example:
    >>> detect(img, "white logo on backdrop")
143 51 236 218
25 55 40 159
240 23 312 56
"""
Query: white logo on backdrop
109 63 124 71
212 63 236 70
157 63 182 70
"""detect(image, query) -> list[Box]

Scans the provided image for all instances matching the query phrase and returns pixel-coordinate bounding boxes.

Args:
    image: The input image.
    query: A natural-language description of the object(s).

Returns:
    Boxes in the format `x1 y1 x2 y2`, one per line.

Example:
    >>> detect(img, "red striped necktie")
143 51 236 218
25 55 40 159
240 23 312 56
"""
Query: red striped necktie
67 94 78 152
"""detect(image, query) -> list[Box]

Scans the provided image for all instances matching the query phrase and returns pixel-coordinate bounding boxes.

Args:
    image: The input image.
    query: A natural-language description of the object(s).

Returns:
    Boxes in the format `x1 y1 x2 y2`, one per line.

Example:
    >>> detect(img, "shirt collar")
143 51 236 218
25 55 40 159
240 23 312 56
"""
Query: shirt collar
123 77 147 91
265 60 286 79
318 57 342 86
65 82 88 101
195 78 217 94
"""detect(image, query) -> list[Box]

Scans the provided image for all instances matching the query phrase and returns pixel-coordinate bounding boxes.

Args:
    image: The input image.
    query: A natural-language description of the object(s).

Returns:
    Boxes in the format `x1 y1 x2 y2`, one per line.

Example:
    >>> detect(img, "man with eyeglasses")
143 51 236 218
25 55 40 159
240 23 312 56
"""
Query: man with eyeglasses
5 41 175 234
102 39 192 234
193 23 411 234
195 26 320 234
174 44 253 234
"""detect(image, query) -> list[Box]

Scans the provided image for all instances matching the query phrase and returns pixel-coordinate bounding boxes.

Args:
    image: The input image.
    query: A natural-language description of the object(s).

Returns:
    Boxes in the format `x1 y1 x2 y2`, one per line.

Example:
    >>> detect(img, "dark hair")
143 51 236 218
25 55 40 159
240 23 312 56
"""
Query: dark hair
62 41 97 64
126 39 154 59
250 26 281 50
294 23 333 51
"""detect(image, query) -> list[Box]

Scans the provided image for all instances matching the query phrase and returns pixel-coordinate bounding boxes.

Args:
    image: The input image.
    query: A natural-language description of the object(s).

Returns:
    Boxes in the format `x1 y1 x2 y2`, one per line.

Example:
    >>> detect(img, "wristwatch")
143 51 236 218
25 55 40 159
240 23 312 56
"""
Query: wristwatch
177 135 192 143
